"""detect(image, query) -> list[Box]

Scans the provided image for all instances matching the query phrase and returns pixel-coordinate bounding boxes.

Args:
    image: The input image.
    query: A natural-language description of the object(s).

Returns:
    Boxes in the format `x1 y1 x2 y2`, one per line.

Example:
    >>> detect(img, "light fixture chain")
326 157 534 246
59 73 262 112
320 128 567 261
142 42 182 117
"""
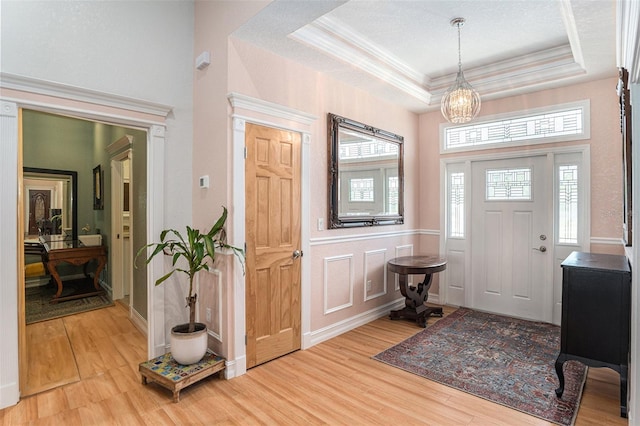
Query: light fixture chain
457 22 462 73
441 17 481 124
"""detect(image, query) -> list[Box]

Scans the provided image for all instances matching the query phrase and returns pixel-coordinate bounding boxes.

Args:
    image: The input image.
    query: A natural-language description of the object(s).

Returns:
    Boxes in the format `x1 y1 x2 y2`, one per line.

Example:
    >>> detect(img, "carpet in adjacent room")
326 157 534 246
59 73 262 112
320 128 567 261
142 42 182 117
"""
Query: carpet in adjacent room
26 279 113 324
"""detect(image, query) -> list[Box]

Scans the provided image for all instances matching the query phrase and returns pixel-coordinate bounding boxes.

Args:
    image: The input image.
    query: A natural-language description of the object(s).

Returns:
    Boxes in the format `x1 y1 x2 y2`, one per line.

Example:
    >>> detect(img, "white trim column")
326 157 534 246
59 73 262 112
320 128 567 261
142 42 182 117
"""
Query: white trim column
230 116 247 378
148 125 166 358
0 101 20 409
629 82 640 423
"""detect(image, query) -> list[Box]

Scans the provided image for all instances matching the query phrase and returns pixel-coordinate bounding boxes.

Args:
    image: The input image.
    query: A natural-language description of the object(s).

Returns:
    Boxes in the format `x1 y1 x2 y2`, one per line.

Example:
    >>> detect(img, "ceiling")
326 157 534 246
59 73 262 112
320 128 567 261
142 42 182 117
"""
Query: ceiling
232 0 618 113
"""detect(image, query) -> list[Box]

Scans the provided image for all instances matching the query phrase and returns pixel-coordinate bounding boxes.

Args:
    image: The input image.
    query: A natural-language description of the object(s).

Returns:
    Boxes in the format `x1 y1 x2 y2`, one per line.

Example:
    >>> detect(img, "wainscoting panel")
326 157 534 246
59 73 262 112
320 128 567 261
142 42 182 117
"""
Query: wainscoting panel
324 254 354 314
364 249 387 301
393 244 413 290
199 269 223 342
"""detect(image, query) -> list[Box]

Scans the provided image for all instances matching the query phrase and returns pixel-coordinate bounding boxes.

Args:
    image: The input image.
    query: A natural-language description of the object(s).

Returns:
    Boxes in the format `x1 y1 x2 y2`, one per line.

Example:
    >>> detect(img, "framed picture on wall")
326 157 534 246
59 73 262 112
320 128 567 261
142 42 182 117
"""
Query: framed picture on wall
93 165 103 210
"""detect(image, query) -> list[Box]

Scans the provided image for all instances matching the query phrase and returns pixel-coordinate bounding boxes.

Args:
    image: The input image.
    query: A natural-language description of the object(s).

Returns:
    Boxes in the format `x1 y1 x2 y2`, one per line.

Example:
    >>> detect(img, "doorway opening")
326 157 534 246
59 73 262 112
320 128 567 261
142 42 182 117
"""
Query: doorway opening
109 137 134 309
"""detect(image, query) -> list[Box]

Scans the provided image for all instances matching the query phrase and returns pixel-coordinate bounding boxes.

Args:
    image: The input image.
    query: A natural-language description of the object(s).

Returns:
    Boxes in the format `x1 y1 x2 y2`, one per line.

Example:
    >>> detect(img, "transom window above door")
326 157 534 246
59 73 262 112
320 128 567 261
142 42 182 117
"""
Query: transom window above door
441 100 590 153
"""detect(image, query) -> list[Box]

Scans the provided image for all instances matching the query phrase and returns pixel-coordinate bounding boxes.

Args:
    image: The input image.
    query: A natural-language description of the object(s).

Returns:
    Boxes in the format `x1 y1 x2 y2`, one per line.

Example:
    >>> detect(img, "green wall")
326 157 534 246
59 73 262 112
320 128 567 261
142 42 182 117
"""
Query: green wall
22 109 148 320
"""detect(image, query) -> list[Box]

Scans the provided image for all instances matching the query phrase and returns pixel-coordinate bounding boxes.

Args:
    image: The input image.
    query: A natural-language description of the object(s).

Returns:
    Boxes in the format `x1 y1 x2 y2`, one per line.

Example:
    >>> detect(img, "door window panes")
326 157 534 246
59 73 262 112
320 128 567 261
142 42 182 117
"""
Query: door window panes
558 165 578 244
449 172 465 238
486 168 532 201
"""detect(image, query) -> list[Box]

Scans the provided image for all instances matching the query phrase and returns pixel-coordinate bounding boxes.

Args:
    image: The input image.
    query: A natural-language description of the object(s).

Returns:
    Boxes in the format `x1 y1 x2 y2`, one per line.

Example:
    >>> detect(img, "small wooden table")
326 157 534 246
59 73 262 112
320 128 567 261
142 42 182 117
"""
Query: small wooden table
139 352 225 402
388 255 447 327
40 235 107 302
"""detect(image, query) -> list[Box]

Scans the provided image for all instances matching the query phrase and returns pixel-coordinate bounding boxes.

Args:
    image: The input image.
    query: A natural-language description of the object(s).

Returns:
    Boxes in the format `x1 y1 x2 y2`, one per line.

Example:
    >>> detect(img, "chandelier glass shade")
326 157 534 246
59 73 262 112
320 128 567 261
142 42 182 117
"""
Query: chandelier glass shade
441 18 481 124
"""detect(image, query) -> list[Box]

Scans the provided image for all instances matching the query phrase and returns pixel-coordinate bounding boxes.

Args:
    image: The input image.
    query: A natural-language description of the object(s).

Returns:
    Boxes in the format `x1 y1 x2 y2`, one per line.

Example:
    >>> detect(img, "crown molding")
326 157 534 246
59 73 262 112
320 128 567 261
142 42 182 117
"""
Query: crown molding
313 15 428 86
291 14 588 108
559 0 586 69
0 73 173 117
290 18 433 104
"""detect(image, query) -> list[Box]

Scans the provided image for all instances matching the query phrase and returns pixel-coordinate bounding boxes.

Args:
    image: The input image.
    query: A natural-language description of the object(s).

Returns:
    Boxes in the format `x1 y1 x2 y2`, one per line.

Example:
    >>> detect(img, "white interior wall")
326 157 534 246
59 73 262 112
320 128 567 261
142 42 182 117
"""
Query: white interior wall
0 1 195 409
0 0 194 230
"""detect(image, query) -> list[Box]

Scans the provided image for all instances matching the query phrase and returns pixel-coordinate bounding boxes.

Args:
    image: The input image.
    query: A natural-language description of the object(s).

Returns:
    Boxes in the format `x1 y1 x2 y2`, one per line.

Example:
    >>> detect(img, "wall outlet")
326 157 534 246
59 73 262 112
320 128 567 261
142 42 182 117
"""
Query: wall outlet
366 280 372 291
206 307 212 322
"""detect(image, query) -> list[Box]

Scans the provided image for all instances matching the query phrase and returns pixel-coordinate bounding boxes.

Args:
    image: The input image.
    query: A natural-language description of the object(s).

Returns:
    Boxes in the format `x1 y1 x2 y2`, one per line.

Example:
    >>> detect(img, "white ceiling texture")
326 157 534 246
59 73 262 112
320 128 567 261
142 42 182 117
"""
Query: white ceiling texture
232 0 617 113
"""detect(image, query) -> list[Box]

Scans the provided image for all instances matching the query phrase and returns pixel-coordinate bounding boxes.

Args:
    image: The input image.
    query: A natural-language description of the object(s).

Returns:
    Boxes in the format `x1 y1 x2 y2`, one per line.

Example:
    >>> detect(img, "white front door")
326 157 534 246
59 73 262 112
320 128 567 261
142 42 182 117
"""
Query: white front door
471 155 552 321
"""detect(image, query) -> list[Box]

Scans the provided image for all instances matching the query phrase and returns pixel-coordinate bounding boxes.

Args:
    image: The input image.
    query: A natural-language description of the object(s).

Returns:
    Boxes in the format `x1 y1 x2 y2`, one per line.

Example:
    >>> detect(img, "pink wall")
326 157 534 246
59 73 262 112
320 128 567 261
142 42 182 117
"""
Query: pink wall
419 77 624 254
228 37 420 236
194 1 623 349
227 37 423 331
193 1 270 359
193 1 269 232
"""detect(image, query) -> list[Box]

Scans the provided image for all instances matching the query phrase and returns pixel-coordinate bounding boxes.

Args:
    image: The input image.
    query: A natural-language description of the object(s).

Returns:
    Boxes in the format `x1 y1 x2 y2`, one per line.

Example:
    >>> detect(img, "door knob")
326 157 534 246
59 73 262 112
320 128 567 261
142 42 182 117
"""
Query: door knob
292 249 303 259
533 246 547 253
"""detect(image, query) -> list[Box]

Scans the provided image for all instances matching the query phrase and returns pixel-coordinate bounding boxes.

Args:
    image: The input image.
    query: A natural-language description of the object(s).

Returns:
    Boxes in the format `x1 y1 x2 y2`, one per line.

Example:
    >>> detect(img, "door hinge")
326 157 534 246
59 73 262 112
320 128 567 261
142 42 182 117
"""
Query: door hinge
245 335 247 345
244 147 247 159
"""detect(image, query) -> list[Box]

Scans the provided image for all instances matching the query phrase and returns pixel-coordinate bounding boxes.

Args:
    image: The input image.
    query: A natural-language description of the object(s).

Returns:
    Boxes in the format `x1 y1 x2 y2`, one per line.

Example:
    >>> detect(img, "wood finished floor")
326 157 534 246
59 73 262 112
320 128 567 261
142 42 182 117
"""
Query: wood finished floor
1 303 628 425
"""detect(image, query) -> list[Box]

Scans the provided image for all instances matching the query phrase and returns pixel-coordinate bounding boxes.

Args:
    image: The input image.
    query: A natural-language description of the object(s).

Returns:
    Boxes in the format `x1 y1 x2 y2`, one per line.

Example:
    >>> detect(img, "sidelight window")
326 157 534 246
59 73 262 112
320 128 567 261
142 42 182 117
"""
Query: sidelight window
558 164 579 244
449 172 465 238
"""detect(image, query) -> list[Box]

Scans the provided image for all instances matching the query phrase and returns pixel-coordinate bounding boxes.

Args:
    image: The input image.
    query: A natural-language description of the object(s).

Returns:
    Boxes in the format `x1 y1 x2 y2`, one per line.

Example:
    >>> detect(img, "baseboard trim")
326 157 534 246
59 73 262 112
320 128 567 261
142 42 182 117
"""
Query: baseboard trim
305 293 441 348
0 381 19 410
130 307 147 337
226 355 246 379
308 298 405 347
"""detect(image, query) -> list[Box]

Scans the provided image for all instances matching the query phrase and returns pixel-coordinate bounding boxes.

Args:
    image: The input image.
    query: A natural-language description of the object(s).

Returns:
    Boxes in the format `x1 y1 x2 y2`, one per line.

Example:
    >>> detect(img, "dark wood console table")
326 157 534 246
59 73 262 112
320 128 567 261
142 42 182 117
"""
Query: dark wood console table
40 236 107 303
555 251 630 418
388 255 447 327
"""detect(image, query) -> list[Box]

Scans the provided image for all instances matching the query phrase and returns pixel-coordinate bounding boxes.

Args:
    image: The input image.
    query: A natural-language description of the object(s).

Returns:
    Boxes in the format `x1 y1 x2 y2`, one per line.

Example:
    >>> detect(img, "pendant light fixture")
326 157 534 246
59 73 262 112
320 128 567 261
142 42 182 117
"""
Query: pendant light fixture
440 17 481 124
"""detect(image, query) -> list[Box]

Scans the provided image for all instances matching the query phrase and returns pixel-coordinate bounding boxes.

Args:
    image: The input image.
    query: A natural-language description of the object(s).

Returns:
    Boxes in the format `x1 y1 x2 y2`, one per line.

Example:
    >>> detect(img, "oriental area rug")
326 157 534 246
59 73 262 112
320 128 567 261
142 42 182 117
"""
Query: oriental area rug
26 279 113 324
373 308 587 425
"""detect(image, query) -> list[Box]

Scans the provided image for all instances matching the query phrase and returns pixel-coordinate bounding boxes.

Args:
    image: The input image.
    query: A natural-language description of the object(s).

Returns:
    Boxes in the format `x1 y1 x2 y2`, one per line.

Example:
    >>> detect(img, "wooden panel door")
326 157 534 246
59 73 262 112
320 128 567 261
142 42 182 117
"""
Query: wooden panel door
245 123 301 368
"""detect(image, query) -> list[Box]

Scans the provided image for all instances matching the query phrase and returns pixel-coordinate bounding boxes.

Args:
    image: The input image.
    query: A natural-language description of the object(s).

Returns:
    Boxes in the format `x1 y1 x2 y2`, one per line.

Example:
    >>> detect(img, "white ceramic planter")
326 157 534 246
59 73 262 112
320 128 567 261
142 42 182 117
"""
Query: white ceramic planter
170 322 208 365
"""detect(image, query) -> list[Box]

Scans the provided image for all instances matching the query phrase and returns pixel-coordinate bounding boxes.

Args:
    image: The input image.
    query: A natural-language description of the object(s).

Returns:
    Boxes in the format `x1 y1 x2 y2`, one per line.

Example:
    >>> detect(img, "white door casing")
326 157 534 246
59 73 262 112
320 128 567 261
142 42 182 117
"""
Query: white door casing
109 142 133 304
440 146 590 325
228 93 315 378
0 76 170 411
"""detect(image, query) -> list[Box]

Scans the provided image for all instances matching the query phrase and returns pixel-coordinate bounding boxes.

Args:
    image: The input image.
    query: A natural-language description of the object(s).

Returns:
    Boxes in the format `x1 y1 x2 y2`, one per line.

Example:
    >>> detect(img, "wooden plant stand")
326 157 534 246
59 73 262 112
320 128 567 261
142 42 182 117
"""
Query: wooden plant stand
139 352 225 402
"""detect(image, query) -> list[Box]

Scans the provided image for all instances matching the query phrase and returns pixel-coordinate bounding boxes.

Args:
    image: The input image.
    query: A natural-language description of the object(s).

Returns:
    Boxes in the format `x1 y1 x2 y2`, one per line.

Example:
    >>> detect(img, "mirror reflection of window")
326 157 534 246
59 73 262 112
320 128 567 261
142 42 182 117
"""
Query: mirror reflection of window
349 178 374 202
329 113 404 228
387 176 399 214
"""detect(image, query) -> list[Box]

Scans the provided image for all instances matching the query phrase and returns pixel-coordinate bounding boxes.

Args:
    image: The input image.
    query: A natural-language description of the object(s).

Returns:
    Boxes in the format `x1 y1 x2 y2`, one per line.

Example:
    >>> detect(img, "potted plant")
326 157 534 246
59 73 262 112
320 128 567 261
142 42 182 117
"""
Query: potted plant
136 206 243 365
